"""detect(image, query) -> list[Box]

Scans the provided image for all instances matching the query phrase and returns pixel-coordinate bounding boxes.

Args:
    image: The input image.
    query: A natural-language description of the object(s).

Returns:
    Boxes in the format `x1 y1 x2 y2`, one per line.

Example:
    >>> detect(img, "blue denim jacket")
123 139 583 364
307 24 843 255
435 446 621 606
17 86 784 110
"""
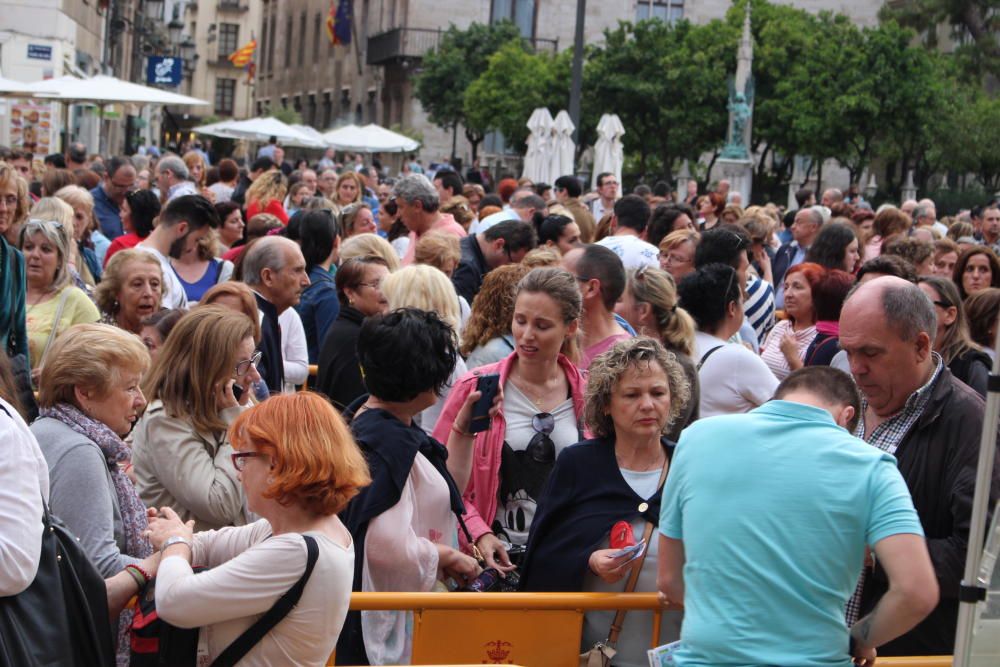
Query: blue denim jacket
296 265 340 363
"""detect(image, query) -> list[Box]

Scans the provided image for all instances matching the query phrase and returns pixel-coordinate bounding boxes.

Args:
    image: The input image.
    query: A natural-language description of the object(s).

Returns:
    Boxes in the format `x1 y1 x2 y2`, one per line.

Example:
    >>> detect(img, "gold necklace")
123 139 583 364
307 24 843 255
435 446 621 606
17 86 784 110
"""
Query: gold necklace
514 370 556 407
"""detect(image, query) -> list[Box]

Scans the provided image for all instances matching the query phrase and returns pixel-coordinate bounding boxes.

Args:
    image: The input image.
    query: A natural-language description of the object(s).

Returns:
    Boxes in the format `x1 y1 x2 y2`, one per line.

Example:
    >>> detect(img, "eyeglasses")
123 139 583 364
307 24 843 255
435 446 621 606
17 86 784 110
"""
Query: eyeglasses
23 218 65 233
0 194 19 207
231 451 265 472
357 279 383 290
931 300 952 309
235 350 262 377
660 252 691 265
525 412 556 464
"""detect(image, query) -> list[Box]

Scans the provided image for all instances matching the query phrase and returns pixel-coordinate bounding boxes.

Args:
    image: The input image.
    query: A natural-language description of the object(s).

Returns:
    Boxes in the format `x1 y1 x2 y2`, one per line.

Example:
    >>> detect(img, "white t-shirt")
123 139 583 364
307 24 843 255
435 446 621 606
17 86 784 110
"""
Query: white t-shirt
279 308 309 391
694 331 778 418
596 234 660 270
136 244 188 309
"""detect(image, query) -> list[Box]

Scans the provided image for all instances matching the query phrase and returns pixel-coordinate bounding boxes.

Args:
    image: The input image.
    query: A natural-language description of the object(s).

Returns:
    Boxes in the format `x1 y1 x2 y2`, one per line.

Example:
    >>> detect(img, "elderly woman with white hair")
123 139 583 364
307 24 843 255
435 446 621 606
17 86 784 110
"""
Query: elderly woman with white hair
19 215 100 370
381 264 468 435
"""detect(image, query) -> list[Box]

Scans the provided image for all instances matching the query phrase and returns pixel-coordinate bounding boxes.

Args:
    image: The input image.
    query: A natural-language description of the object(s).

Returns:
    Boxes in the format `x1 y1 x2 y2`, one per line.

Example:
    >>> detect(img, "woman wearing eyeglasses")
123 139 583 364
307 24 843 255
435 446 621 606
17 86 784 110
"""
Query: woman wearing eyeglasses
132 307 260 531
340 202 378 238
433 267 589 574
317 255 391 411
19 214 100 371
520 337 688 667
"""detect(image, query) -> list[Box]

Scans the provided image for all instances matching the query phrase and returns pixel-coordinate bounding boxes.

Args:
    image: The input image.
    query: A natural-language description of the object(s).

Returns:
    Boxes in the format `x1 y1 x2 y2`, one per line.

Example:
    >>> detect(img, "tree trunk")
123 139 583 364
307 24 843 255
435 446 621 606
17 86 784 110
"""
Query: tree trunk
451 123 458 163
816 158 824 194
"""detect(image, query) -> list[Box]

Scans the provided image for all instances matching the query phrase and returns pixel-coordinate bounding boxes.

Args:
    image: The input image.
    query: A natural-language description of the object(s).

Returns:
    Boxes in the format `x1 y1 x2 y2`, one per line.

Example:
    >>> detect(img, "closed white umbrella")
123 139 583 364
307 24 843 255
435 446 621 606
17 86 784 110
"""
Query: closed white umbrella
321 123 420 153
522 108 554 183
550 110 576 180
591 114 626 191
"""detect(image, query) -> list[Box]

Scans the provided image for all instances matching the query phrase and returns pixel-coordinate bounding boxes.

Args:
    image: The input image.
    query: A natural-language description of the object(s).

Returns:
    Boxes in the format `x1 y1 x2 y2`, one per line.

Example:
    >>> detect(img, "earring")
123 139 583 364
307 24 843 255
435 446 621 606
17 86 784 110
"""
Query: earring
349 298 354 306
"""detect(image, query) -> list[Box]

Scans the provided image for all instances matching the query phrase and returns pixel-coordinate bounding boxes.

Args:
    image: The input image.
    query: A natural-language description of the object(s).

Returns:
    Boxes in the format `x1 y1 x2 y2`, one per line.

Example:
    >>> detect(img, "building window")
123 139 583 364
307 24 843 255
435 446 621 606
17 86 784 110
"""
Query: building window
215 78 236 115
218 23 240 59
491 0 535 38
322 92 332 129
267 13 277 72
635 0 684 23
314 13 323 59
285 17 293 67
298 12 307 66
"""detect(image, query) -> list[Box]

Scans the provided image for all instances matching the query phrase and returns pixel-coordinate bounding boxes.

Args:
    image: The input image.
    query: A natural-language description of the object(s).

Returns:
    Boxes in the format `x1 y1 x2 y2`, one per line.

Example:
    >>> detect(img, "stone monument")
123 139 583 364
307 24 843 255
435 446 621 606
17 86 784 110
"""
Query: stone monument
717 2 755 204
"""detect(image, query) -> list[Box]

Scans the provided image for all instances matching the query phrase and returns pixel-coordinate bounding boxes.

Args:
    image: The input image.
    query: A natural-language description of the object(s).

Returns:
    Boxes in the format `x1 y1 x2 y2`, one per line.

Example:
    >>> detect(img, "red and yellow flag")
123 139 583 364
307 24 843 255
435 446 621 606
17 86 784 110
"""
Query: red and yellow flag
228 39 257 68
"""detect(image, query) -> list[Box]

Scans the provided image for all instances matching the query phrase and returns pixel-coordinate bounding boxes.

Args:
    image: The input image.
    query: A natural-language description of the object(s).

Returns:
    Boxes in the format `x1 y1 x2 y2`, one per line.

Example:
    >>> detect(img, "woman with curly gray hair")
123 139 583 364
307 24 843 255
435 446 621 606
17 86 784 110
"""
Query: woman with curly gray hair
520 336 688 667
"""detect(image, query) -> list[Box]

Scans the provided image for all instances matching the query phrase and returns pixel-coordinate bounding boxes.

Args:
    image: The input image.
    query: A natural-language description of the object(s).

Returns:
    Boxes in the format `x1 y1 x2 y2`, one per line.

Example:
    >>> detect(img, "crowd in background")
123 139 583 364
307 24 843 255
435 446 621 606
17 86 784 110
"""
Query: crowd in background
0 136 998 667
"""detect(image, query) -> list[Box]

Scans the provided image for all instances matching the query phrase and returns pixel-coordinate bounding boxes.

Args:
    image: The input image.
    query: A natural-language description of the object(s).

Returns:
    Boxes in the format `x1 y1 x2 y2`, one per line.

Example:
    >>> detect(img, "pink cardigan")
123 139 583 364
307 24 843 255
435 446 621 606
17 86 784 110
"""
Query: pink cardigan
432 352 590 546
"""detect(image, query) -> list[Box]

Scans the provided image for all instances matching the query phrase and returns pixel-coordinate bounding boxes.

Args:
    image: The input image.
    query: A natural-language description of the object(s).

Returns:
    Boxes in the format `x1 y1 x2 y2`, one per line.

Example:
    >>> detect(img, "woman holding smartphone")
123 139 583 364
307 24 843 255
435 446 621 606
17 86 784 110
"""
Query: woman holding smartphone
434 267 589 572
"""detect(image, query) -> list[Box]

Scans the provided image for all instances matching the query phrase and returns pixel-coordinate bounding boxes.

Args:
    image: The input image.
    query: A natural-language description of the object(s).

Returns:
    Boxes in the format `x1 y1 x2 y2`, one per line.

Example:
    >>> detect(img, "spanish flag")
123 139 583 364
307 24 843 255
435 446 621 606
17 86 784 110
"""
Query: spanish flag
228 39 257 68
325 0 352 46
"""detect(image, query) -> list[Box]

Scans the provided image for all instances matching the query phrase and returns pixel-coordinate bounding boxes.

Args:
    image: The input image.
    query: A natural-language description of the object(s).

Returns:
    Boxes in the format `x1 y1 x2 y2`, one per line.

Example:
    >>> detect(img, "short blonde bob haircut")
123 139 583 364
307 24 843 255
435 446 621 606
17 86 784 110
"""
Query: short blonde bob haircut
381 264 462 338
38 323 150 408
413 231 461 273
228 392 370 516
94 249 164 317
340 232 401 271
584 336 691 439
142 306 257 434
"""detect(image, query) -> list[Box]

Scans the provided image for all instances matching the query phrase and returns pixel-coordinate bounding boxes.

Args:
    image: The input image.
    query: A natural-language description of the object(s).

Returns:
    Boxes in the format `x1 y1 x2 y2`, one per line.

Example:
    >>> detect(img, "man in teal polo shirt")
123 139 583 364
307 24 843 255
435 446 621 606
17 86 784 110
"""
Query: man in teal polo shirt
658 366 938 666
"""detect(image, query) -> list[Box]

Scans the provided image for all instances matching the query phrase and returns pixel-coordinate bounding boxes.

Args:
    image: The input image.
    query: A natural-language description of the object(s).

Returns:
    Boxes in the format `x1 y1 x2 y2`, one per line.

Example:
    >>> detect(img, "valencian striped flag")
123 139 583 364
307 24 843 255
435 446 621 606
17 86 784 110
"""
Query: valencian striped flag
228 39 257 67
325 0 353 46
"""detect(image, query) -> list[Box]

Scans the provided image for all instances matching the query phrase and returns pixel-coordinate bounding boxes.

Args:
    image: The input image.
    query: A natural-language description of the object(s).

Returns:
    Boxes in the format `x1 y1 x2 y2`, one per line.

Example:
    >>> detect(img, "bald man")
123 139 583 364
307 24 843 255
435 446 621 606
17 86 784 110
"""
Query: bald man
839 276 1000 656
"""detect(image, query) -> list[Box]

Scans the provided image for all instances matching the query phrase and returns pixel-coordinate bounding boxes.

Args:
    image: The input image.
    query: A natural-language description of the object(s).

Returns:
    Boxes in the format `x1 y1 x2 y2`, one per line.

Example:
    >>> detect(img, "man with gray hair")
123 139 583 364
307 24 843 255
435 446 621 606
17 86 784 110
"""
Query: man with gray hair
821 187 843 208
242 236 311 393
839 276 1000 656
156 155 197 202
393 173 467 265
914 198 948 237
476 191 547 234
773 207 824 307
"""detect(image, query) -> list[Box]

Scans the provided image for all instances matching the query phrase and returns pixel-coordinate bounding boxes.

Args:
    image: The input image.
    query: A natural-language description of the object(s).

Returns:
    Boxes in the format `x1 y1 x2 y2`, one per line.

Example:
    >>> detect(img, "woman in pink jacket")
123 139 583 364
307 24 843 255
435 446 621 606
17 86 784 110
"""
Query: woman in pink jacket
433 267 589 573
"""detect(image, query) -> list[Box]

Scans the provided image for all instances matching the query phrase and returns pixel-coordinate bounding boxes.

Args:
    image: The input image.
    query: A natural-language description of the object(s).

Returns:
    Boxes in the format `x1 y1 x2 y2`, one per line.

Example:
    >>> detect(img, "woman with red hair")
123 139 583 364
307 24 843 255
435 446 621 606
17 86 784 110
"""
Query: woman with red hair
760 262 825 379
144 392 370 666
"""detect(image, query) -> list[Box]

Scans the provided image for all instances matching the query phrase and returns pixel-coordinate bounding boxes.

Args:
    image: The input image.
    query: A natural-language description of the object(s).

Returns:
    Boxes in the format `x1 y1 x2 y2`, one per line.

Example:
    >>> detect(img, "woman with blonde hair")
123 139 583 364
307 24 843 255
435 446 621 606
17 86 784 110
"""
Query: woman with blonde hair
94 249 163 334
441 195 475 231
461 263 531 368
145 392 368 665
182 150 212 202
382 264 467 434
0 160 31 245
340 232 401 271
333 171 365 212
169 229 234 304
132 306 261 530
19 215 100 370
245 171 289 224
658 229 699 284
339 202 377 237
0 162 30 362
414 231 461 278
200 280 262 342
54 184 105 282
615 266 699 439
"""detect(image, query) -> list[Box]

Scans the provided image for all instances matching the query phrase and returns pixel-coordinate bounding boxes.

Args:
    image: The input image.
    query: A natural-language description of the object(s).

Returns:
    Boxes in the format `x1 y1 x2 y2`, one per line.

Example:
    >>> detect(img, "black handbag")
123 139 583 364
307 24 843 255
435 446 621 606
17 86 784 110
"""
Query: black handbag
0 506 115 667
130 534 319 667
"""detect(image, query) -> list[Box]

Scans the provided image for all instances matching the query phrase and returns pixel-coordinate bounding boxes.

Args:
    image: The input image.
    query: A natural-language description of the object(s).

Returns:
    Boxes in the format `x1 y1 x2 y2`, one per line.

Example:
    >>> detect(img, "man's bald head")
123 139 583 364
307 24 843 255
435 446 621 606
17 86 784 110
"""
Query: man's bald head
845 276 936 345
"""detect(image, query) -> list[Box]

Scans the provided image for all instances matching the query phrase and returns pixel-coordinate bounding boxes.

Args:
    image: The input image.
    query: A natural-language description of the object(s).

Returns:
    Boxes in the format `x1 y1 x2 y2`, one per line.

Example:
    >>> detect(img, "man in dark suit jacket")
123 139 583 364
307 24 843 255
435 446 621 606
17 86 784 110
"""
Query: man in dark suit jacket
773 207 823 308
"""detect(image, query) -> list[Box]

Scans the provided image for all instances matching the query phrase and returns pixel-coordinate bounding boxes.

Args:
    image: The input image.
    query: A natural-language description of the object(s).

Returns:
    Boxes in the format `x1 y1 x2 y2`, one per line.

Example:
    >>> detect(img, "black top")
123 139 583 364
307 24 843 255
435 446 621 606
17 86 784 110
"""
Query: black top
316 306 366 411
804 331 841 367
519 436 675 592
335 402 465 665
859 368 1000 655
947 347 990 398
452 234 490 304
253 293 284 394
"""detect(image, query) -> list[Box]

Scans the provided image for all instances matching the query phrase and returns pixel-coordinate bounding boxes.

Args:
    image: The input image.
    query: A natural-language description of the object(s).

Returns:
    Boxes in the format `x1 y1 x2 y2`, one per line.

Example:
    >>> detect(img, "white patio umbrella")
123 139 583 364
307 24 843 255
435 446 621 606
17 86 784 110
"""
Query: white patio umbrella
0 75 57 97
522 108 554 183
24 74 208 106
192 117 324 148
321 123 420 153
550 110 576 180
591 114 626 192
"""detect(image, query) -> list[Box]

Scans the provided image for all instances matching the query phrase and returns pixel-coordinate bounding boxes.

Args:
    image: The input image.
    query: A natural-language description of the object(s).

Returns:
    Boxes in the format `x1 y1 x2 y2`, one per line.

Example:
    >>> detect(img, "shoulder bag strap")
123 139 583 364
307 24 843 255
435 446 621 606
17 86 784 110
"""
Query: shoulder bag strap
37 289 71 368
210 534 320 667
606 458 670 647
696 345 724 371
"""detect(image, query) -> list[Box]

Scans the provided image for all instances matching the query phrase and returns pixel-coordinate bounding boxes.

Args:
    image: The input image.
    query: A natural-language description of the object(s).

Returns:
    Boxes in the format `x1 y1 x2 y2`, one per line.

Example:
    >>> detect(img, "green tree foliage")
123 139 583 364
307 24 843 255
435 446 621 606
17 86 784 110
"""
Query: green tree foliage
271 107 302 125
463 43 570 152
583 18 737 181
414 21 523 160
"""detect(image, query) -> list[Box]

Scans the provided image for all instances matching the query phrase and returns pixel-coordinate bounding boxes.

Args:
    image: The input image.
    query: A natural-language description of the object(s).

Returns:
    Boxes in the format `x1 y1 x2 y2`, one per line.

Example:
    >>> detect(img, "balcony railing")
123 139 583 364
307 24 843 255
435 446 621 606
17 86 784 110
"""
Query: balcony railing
217 0 248 11
367 27 558 66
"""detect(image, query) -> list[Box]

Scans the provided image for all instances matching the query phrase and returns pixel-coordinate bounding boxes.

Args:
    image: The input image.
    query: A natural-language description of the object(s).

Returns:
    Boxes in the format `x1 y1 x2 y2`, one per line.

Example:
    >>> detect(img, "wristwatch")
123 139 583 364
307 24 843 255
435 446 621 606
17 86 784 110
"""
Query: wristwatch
161 535 192 554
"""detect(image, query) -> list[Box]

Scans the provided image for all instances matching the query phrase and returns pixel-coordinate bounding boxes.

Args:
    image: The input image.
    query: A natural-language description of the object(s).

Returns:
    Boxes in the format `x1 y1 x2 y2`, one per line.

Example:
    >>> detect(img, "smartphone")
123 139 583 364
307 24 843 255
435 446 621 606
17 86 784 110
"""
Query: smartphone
232 383 244 402
469 373 500 433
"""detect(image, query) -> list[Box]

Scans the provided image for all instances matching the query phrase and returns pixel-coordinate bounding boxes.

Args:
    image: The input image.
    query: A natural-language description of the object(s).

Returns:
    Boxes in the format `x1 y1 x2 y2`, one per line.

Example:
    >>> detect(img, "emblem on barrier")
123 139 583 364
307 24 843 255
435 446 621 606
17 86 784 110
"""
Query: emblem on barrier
483 639 513 664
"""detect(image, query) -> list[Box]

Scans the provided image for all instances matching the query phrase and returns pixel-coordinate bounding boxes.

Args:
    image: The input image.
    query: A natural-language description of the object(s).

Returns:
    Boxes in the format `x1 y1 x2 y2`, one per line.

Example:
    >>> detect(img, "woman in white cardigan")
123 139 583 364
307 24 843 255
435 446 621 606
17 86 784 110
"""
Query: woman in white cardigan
145 392 370 666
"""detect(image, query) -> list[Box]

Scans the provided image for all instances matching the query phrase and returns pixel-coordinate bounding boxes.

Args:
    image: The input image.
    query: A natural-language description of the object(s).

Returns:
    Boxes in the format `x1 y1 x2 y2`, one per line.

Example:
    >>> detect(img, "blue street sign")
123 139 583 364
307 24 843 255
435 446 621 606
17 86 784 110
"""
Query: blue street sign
146 57 183 86
27 44 52 60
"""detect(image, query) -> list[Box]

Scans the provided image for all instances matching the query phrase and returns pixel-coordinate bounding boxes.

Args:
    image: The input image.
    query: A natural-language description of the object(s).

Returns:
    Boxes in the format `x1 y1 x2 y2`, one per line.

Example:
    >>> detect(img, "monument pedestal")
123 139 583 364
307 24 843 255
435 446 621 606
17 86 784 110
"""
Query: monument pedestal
716 157 753 205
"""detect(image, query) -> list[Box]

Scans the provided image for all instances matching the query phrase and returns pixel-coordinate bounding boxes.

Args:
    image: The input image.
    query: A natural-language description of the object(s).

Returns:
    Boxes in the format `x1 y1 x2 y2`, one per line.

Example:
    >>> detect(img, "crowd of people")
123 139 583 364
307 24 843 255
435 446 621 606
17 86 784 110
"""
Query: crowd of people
0 138 998 667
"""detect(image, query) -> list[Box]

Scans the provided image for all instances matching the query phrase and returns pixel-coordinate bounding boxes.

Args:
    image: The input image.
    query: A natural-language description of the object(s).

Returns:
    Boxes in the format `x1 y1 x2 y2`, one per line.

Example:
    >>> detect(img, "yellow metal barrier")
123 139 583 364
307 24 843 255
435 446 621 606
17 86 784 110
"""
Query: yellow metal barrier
331 592 952 667
303 364 318 391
